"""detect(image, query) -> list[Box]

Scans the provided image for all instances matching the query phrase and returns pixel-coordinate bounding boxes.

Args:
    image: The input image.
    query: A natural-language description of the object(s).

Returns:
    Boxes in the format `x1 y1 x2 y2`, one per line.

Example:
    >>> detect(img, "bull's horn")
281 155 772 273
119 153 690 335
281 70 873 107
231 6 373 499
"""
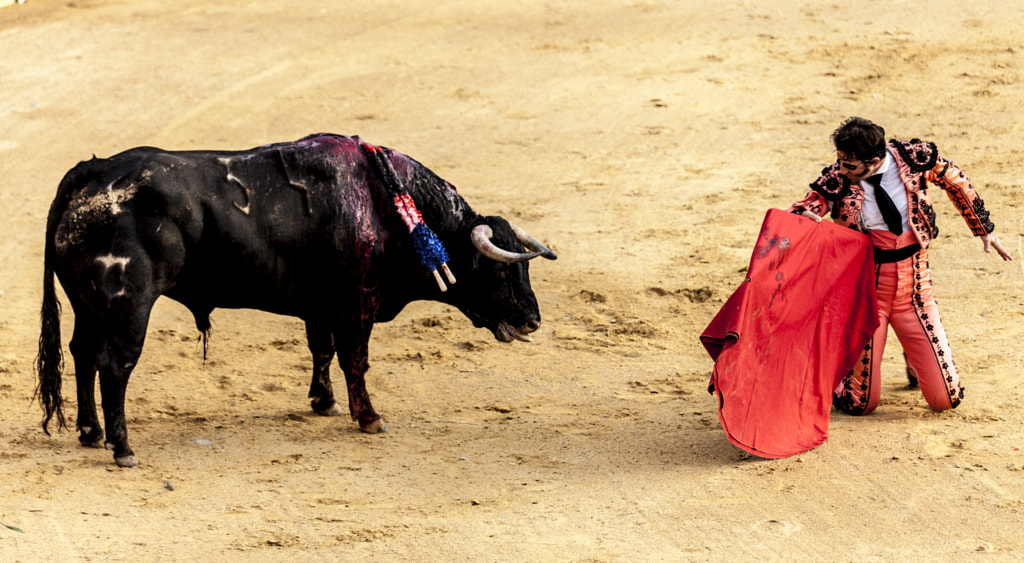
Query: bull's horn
471 225 547 263
508 222 558 260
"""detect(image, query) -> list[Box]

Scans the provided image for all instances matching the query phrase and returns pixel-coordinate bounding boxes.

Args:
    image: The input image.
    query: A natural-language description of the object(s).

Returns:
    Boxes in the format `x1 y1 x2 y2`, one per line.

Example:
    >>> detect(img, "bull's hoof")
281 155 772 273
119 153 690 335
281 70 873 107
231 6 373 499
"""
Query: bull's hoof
359 419 388 434
314 402 346 417
906 372 919 388
114 455 139 468
79 426 104 448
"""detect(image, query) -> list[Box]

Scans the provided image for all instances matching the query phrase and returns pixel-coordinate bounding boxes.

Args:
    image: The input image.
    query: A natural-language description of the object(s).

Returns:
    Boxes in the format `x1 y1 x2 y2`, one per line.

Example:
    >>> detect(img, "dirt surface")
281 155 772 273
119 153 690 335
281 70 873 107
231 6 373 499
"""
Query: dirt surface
3 0 1024 560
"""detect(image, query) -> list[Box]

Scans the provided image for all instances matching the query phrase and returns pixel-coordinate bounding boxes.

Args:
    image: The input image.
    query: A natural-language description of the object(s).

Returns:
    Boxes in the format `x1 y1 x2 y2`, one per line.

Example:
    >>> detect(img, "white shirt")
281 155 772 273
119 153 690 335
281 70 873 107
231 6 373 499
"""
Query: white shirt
860 149 910 233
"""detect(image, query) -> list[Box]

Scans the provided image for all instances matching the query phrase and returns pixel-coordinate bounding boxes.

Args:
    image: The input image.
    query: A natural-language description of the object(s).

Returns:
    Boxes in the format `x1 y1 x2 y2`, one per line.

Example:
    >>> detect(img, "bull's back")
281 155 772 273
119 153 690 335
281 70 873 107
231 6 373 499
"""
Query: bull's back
177 141 389 313
51 140 388 318
50 150 203 310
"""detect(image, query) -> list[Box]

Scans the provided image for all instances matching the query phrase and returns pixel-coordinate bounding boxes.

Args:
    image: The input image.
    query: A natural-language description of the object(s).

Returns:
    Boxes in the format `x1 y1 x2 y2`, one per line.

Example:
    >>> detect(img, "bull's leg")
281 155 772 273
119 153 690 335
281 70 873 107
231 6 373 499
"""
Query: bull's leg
96 300 154 468
67 308 104 448
98 356 139 467
305 321 344 416
335 321 387 434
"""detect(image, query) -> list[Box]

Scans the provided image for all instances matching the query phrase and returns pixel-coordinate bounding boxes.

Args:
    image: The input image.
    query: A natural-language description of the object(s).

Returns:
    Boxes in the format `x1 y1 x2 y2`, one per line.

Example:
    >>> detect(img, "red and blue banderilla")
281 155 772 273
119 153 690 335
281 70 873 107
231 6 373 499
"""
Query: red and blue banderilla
361 142 457 292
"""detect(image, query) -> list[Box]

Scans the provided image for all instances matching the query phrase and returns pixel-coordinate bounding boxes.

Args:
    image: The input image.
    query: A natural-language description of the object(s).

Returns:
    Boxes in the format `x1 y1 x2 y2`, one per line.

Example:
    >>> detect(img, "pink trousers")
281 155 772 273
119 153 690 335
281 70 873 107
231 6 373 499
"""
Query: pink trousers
833 230 963 415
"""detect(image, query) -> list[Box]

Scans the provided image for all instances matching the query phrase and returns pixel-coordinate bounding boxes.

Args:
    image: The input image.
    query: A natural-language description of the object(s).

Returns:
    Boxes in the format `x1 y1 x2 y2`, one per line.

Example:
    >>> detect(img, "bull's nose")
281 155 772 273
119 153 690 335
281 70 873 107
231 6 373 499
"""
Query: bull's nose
523 319 540 333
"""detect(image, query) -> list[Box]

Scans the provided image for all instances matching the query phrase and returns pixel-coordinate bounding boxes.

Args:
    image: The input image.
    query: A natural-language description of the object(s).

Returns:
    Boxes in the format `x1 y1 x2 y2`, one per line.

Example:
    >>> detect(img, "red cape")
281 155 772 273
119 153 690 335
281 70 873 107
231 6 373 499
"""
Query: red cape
700 209 878 458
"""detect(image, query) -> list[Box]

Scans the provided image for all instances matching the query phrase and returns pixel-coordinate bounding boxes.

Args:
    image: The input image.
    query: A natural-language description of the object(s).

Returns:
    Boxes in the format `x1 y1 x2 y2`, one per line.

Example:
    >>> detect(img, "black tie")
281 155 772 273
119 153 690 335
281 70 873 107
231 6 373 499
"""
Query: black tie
866 174 902 235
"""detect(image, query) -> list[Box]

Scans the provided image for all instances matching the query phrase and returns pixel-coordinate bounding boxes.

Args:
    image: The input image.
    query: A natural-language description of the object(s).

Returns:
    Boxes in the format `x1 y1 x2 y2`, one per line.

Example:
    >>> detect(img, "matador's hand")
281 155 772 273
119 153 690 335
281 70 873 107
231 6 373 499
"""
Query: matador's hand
981 233 1014 261
800 209 822 223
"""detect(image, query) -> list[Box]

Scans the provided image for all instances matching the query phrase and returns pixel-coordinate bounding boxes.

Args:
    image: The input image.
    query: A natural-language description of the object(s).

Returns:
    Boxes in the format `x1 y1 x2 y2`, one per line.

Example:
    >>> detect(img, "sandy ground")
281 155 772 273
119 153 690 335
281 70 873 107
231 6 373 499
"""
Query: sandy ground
2 0 1024 560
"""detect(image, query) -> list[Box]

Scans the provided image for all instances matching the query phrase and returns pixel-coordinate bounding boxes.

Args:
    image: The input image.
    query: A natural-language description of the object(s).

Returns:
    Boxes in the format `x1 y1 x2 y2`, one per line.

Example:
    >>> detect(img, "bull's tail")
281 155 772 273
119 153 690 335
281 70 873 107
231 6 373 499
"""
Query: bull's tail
36 259 65 434
34 162 90 435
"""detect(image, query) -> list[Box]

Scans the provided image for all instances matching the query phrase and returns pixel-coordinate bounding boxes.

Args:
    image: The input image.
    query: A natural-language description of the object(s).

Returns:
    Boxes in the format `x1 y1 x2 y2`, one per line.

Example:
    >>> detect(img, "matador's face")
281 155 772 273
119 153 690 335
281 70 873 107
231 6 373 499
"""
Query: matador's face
835 151 880 184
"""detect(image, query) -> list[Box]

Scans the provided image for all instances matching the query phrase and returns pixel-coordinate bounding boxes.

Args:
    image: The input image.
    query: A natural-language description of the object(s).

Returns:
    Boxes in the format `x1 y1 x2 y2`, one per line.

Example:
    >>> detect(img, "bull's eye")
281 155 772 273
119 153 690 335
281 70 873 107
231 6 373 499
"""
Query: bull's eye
493 263 511 279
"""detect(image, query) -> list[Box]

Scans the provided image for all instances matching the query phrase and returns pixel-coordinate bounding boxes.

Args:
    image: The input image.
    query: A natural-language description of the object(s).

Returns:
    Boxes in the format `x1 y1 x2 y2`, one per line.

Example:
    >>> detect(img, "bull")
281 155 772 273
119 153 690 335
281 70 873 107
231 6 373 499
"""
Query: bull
35 133 556 467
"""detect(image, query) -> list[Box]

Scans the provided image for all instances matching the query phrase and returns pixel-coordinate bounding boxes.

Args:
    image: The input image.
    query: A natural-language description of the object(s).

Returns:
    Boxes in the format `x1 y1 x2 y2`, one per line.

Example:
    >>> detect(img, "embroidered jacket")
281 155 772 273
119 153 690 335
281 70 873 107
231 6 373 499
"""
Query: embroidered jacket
788 139 995 248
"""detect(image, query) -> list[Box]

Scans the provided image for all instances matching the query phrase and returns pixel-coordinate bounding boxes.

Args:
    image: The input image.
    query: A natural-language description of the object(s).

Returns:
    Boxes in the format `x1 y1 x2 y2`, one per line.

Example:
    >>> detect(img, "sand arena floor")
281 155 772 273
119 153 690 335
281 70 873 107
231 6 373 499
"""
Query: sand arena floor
2 1 1023 560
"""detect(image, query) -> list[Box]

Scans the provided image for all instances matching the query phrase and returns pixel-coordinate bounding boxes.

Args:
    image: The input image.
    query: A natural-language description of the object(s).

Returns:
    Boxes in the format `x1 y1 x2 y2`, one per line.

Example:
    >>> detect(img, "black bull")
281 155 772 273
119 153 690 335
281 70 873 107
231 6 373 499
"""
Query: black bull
36 133 556 467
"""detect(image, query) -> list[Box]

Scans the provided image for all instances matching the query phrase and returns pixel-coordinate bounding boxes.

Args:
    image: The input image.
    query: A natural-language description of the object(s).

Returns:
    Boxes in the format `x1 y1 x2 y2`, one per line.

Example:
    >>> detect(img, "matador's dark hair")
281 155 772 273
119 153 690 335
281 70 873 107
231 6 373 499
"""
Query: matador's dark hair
831 117 886 162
